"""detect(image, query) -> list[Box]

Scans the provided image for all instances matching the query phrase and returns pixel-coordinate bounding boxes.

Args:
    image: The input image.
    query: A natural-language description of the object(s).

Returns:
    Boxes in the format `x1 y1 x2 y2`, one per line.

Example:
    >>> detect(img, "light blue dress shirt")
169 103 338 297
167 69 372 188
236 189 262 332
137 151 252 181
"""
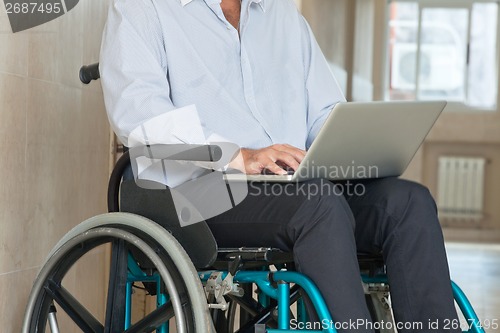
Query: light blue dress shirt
100 0 345 151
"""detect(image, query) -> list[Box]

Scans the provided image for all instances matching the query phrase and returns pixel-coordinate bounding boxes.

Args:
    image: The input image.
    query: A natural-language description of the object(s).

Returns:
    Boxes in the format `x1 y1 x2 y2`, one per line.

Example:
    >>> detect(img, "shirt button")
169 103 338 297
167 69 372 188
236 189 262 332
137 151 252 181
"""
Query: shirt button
226 25 231 30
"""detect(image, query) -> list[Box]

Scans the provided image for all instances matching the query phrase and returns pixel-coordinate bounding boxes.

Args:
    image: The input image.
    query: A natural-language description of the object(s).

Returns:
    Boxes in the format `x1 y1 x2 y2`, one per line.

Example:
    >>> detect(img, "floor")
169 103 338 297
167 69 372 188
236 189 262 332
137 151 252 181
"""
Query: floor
445 242 500 333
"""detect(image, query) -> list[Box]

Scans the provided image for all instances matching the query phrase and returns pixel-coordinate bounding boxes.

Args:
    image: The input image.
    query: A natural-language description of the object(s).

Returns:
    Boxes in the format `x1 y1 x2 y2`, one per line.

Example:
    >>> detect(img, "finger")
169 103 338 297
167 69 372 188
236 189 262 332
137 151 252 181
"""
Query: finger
274 144 306 163
261 150 300 172
245 160 265 174
274 151 301 171
264 162 288 175
254 152 288 175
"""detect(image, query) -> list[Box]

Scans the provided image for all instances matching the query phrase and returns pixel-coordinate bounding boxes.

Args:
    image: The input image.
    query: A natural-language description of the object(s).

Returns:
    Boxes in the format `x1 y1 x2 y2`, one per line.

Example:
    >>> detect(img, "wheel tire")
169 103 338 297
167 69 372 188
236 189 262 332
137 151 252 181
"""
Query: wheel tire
22 213 215 333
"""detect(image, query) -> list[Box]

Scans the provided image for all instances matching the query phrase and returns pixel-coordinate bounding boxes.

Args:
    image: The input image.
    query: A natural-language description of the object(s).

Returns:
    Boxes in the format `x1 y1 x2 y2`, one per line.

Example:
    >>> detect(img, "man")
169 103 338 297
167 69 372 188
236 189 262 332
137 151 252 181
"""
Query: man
100 0 460 331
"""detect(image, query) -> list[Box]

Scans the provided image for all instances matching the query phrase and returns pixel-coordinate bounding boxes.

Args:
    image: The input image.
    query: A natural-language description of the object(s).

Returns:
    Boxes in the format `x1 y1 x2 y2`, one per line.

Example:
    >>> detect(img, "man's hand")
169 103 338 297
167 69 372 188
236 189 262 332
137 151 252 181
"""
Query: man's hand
229 144 306 175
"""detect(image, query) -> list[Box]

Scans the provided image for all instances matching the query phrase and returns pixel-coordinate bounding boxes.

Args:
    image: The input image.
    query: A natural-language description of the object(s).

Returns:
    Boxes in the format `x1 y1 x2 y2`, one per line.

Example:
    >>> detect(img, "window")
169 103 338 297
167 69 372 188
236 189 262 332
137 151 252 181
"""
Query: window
387 0 499 110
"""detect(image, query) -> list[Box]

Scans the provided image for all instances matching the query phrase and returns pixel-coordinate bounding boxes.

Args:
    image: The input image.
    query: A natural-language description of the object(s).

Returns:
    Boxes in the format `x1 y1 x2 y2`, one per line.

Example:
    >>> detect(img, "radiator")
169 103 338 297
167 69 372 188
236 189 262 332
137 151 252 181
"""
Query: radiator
437 156 486 220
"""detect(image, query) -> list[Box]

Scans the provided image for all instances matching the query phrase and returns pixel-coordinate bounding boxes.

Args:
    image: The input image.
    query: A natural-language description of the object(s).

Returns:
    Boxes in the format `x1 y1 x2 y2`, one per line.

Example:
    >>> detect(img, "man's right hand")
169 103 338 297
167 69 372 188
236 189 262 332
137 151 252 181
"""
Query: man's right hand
229 144 306 175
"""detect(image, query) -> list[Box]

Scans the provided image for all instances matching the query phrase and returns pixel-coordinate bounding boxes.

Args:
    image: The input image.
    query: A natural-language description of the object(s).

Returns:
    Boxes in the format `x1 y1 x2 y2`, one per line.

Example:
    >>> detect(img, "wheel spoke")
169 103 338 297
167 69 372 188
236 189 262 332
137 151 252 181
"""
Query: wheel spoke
45 280 104 333
104 239 128 333
124 301 174 333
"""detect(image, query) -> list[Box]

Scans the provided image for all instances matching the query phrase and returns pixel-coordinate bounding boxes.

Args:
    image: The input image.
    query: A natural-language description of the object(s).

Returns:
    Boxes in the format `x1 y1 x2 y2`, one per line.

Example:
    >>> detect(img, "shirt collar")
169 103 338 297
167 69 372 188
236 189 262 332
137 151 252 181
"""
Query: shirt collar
179 0 266 12
253 0 265 12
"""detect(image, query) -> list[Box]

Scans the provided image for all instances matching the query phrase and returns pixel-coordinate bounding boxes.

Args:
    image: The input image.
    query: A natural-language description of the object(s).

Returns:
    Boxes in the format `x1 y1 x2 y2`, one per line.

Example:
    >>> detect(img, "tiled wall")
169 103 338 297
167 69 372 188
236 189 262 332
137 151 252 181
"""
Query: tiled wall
0 0 111 331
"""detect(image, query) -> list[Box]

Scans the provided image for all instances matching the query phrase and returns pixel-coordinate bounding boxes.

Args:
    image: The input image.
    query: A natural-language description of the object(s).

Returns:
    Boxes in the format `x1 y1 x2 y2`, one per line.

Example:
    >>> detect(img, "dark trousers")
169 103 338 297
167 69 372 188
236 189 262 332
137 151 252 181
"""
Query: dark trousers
206 177 460 333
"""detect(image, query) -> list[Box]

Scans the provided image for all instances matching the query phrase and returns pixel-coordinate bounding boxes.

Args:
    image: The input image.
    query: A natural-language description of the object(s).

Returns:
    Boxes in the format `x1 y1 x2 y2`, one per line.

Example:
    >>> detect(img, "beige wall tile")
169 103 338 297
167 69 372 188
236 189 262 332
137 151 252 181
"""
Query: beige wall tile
27 31 58 82
80 88 109 150
0 74 27 273
55 5 84 87
26 79 82 148
24 145 82 266
0 142 28 272
22 82 107 261
0 31 28 76
28 9 84 87
81 0 112 93
26 16 59 80
76 90 110 220
72 147 109 224
0 140 28 274
0 73 27 144
82 0 111 64
0 266 39 333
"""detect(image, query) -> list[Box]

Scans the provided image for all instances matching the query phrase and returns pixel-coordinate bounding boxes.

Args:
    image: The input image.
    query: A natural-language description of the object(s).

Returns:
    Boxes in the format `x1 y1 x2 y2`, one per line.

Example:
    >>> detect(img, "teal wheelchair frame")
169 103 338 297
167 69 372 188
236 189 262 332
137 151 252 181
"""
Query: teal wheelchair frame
126 253 484 333
22 63 486 333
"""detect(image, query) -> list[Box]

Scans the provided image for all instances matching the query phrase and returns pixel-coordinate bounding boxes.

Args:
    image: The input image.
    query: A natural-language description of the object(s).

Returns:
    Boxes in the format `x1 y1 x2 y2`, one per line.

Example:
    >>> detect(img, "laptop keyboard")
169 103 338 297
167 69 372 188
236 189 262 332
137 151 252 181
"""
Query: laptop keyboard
261 167 295 176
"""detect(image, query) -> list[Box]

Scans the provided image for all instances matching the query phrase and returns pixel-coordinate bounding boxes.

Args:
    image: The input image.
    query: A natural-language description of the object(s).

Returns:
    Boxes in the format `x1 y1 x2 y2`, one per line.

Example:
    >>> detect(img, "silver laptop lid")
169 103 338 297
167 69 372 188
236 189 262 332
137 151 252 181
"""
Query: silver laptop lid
292 100 446 182
225 100 446 182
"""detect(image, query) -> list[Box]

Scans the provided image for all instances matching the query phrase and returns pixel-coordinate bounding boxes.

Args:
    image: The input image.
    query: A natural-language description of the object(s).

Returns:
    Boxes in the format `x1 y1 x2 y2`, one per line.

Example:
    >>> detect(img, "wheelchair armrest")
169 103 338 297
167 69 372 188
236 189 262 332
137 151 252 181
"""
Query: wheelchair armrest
108 144 227 212
129 144 222 162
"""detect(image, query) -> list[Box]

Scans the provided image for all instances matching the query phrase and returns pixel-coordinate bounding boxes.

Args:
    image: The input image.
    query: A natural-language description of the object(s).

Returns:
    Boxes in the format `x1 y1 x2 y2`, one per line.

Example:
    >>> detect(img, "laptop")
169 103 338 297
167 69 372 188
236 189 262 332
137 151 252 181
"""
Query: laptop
225 100 446 182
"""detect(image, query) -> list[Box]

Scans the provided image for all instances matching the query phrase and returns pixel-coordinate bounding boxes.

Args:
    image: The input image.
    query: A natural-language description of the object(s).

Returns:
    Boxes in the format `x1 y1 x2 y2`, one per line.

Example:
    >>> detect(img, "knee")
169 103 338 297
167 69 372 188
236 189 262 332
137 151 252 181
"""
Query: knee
399 179 437 214
376 178 436 214
377 179 442 235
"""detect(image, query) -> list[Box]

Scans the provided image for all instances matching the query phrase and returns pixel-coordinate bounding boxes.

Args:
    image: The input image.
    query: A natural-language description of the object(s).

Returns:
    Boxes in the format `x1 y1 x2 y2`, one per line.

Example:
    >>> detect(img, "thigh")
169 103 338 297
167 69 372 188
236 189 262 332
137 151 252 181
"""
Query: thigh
207 179 351 251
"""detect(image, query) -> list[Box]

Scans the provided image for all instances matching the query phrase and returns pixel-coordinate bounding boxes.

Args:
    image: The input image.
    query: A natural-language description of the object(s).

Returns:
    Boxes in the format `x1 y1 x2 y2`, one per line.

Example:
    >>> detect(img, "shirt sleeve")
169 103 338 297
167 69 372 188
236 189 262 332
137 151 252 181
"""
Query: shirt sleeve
299 15 346 149
100 0 239 188
100 0 178 146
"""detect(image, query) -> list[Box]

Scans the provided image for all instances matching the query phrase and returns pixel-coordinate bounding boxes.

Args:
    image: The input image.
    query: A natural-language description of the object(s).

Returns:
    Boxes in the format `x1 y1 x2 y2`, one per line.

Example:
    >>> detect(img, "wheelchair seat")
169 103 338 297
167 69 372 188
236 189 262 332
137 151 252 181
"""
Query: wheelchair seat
214 248 385 277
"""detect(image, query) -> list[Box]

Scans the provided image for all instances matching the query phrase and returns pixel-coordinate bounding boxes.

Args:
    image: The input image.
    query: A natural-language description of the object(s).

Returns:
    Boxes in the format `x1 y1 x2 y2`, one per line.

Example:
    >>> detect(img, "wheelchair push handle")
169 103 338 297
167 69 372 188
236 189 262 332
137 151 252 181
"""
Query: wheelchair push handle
79 63 100 84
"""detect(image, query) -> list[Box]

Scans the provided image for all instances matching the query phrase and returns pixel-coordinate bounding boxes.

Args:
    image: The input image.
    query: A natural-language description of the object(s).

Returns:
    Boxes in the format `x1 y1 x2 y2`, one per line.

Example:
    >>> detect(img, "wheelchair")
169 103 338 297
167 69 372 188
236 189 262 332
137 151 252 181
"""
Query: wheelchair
22 64 485 333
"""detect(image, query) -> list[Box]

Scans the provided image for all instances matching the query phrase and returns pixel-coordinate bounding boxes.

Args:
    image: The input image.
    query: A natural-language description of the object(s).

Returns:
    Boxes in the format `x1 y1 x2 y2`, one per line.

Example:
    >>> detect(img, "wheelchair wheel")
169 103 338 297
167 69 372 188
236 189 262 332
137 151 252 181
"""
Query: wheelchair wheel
213 298 239 333
22 213 214 333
